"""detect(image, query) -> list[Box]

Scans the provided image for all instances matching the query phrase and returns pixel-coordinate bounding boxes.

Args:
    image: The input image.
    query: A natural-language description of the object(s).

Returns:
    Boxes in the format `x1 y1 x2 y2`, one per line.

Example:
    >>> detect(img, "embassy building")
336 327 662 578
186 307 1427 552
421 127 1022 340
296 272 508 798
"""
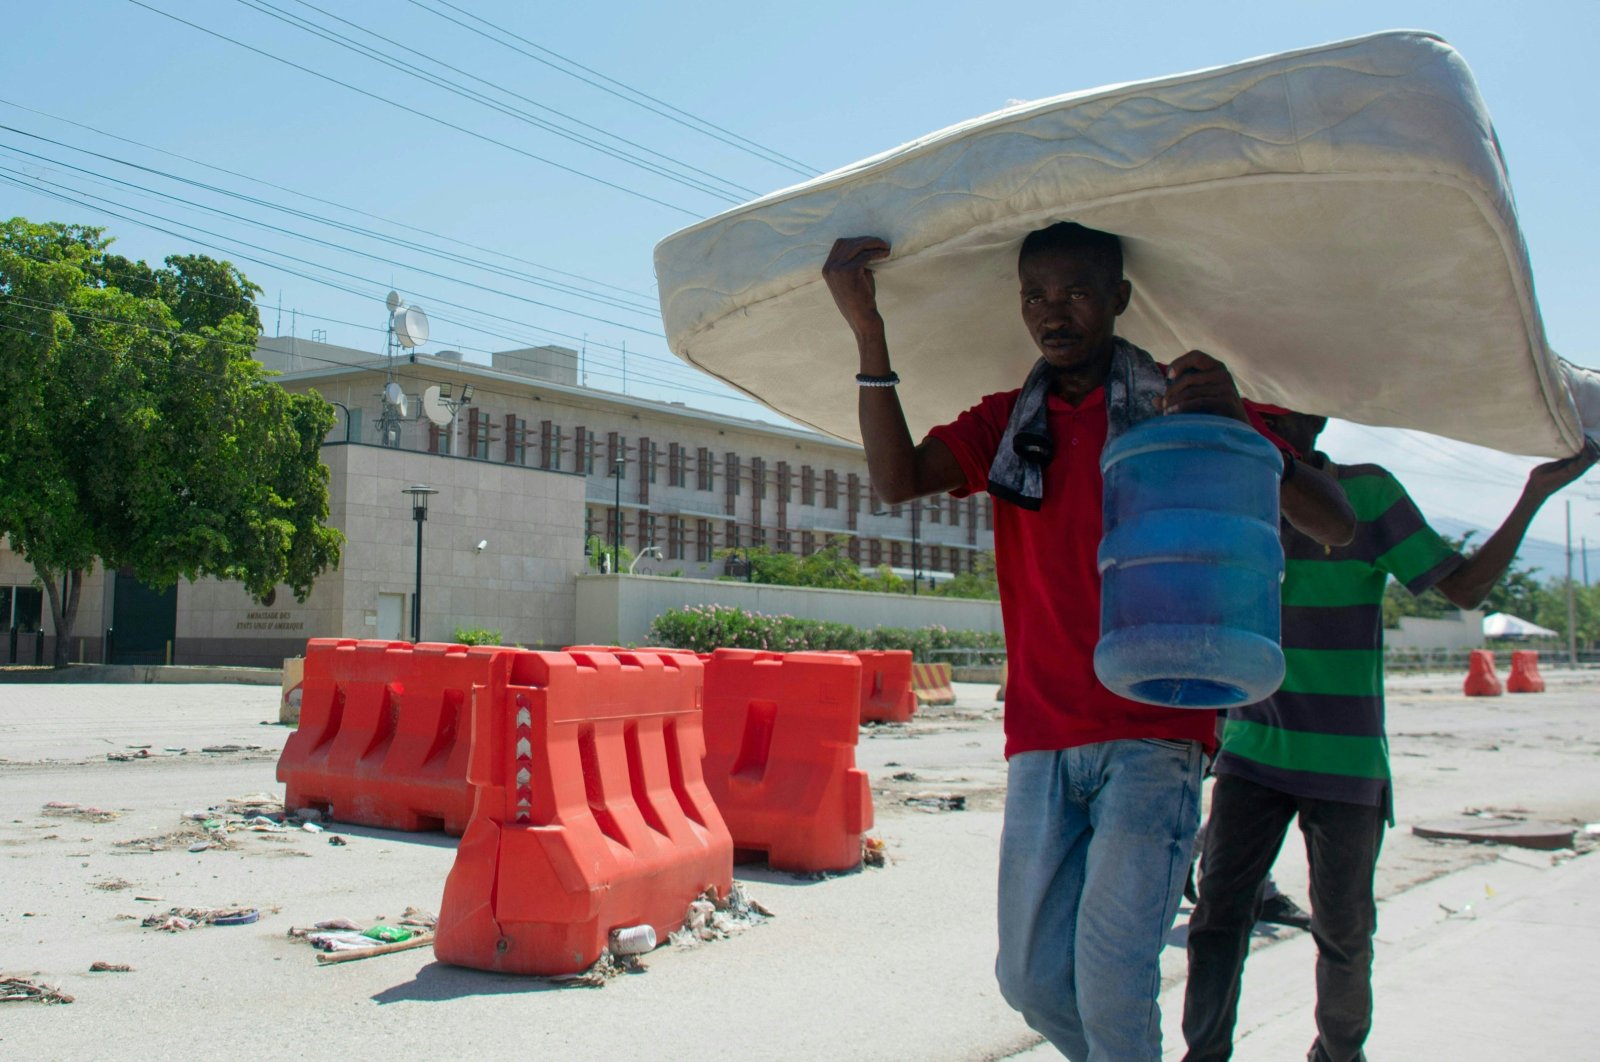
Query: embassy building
0 334 995 667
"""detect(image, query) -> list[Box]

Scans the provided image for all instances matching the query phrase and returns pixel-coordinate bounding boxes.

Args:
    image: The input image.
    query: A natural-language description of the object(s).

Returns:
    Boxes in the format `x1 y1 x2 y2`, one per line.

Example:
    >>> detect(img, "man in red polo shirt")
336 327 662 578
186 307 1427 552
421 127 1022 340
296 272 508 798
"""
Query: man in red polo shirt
822 222 1355 1060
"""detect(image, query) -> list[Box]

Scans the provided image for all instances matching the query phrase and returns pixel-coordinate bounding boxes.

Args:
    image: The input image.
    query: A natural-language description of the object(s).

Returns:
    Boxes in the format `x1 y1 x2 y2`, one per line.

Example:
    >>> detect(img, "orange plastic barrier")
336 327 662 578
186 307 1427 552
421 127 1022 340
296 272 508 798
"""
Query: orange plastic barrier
277 639 496 834
910 661 956 706
700 649 873 873
1506 650 1546 693
1463 649 1504 697
436 648 732 975
853 650 917 724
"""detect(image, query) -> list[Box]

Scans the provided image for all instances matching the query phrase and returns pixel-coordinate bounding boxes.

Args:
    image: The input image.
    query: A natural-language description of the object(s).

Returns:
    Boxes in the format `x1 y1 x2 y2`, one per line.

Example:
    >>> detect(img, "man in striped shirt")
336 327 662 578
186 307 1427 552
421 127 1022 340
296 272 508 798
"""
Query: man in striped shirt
1182 410 1596 1062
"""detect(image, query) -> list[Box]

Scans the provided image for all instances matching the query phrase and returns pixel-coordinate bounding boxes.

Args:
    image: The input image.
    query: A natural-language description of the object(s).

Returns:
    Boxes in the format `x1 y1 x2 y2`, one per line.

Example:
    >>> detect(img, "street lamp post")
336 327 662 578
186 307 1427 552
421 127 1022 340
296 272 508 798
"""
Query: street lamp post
910 505 922 596
401 484 438 642
871 503 938 595
612 456 626 576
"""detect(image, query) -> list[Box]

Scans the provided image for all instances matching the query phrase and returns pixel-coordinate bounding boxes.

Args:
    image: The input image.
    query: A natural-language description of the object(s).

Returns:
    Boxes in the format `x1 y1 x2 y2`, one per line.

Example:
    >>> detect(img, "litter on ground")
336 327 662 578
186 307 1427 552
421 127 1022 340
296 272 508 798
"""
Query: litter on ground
670 883 773 948
0 977 74 1004
141 906 263 931
905 794 966 812
42 802 119 822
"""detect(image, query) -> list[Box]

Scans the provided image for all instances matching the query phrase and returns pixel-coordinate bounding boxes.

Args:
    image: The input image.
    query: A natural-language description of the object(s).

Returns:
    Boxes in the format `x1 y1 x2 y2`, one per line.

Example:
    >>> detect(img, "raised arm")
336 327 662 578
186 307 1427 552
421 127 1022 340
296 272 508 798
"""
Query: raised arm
823 237 965 504
1434 440 1599 609
1277 453 1357 547
1159 351 1356 547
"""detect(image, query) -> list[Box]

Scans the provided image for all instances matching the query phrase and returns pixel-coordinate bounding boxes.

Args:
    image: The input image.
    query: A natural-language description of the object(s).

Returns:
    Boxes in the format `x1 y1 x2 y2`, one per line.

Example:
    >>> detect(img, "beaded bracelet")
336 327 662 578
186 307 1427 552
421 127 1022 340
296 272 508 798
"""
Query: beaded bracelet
856 372 900 388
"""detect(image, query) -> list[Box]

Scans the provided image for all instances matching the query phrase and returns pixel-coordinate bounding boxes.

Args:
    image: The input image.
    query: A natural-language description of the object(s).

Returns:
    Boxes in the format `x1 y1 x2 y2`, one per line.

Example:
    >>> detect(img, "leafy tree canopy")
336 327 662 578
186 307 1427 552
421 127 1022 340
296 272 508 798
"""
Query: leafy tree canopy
1381 532 1539 628
0 217 342 664
712 539 998 599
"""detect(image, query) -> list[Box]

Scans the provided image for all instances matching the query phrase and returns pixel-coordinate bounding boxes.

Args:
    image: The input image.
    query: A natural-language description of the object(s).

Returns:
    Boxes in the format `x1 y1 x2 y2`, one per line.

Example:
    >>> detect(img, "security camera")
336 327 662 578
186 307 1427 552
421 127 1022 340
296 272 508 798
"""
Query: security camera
475 539 488 553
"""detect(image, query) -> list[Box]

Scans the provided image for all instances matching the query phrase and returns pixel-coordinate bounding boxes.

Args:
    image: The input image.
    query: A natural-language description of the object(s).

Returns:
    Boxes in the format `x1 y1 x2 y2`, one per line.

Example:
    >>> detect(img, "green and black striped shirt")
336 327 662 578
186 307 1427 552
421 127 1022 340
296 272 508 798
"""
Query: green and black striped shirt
1214 462 1462 812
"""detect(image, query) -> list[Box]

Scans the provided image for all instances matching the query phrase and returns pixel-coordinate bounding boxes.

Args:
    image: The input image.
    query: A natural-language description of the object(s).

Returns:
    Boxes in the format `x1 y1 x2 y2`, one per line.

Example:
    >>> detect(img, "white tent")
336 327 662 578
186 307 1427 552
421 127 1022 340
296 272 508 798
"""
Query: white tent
1482 613 1558 639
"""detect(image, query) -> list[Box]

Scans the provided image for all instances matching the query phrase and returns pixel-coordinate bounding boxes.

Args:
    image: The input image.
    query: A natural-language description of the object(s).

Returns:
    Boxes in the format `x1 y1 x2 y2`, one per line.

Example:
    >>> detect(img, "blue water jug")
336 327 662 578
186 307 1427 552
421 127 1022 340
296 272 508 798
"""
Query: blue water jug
1095 414 1285 708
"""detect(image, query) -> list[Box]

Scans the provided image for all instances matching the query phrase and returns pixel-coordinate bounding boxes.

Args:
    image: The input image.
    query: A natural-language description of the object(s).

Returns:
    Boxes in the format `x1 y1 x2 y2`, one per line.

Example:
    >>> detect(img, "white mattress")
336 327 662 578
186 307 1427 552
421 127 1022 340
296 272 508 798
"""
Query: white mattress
655 31 1591 459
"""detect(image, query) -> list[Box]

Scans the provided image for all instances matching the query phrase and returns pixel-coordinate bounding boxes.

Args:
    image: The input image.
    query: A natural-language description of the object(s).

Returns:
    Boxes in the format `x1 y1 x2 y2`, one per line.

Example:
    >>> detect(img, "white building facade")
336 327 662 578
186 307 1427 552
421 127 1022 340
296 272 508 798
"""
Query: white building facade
1 336 995 666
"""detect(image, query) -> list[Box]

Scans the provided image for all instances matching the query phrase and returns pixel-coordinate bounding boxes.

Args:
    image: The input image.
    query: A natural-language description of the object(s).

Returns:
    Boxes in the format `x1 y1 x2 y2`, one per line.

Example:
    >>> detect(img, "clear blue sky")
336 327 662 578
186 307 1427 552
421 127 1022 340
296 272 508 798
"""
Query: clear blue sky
3 1 1599 565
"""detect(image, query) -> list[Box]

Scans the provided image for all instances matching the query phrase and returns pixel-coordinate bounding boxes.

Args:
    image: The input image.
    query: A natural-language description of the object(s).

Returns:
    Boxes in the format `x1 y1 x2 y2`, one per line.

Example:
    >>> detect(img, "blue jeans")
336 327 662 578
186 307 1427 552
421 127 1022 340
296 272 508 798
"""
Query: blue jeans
997 739 1204 1061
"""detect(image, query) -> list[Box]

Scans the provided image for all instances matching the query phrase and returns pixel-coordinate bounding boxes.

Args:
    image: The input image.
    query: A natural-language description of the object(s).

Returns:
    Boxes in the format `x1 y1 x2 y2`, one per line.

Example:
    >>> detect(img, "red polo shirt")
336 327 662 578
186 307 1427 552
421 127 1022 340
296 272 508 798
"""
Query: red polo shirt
928 386 1219 758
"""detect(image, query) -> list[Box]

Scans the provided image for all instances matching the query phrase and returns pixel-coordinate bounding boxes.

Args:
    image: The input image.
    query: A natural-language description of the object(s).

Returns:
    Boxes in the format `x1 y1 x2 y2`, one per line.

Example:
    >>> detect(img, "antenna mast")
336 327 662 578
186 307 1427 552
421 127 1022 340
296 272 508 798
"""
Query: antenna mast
379 291 429 448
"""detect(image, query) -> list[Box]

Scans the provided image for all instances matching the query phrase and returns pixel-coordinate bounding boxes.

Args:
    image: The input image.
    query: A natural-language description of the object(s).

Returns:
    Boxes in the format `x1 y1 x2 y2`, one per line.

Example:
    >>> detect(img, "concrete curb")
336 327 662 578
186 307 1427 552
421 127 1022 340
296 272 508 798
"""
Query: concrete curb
0 662 282 685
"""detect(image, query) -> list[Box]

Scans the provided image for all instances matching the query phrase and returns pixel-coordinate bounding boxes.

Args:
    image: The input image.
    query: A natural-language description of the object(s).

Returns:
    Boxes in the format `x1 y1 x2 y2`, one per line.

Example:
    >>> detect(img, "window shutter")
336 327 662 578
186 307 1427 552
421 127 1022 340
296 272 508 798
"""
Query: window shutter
638 436 651 504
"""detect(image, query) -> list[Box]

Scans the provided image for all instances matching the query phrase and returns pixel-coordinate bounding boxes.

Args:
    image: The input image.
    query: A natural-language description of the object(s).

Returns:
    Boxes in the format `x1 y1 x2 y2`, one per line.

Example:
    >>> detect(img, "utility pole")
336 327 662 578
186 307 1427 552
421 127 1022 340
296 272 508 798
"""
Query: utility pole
1566 500 1578 665
612 456 625 576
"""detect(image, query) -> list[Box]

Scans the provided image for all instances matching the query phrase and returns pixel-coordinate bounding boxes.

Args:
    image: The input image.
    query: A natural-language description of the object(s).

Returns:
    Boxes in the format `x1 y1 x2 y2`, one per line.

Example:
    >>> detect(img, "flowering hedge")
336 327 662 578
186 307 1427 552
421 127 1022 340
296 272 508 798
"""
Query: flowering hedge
647 604 1005 662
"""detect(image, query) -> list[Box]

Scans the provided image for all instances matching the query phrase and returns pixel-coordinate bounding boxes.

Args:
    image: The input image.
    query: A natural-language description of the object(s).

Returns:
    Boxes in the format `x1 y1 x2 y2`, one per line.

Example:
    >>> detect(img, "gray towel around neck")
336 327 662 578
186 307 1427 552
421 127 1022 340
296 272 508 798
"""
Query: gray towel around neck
986 338 1165 511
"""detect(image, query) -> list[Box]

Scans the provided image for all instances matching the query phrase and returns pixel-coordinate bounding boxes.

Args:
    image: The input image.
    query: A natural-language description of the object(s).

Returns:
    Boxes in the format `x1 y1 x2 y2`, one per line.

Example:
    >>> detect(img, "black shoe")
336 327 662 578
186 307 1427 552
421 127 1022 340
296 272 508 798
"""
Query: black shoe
1257 893 1312 930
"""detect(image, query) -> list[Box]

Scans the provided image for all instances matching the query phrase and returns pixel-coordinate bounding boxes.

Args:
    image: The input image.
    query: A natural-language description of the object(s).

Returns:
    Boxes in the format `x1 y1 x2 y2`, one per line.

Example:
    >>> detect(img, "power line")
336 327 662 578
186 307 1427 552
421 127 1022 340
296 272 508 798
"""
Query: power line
1341 423 1532 489
0 186 761 403
124 0 705 217
277 0 759 200
232 0 750 203
0 314 284 392
408 0 816 177
0 158 668 339
0 161 720 387
0 293 753 415
1 172 611 356
0 128 662 317
0 97 657 301
0 163 720 389
0 133 756 397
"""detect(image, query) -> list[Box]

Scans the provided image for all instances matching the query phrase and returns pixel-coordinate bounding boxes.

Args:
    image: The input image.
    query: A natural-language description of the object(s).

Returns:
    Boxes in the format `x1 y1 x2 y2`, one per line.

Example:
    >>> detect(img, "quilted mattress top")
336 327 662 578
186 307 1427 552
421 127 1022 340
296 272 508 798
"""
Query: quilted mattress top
655 31 1589 458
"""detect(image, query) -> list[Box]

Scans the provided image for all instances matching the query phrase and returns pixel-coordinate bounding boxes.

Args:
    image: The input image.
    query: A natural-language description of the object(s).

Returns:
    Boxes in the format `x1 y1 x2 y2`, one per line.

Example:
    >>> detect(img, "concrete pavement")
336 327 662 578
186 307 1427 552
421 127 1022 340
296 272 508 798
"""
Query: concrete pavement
2 674 1598 1060
1154 846 1600 1060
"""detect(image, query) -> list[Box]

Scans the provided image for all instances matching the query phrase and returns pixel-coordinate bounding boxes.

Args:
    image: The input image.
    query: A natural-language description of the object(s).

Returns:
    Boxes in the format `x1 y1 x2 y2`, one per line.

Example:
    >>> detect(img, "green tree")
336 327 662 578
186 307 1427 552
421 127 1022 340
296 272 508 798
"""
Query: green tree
715 537 874 590
0 218 343 666
795 537 872 590
1381 532 1544 629
932 550 1000 599
1527 579 1600 651
585 533 634 573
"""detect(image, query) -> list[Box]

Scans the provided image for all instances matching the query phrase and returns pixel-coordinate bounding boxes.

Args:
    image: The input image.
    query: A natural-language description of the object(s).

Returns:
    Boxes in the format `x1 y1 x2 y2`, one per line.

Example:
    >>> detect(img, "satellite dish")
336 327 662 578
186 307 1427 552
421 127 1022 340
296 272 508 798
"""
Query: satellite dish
385 290 403 312
421 385 453 427
391 305 429 348
383 381 408 417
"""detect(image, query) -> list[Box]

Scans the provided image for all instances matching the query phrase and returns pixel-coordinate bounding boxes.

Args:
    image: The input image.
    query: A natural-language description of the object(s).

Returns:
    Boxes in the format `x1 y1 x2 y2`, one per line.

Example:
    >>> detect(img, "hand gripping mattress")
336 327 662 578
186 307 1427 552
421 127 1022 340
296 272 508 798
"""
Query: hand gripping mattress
655 31 1594 458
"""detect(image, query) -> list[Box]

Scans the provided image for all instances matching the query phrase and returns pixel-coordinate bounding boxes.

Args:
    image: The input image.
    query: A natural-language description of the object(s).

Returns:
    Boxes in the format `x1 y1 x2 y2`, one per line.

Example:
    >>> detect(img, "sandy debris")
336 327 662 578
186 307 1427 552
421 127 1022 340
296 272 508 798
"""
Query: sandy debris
0 976 74 1004
670 883 773 948
42 802 119 823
